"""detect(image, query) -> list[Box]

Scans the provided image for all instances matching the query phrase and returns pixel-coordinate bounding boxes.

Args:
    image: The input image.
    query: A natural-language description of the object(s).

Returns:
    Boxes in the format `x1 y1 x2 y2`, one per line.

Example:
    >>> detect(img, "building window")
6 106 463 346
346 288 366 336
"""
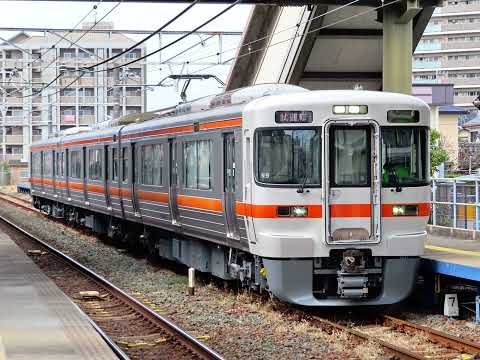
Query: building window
141 143 163 186
69 150 81 178
183 140 212 190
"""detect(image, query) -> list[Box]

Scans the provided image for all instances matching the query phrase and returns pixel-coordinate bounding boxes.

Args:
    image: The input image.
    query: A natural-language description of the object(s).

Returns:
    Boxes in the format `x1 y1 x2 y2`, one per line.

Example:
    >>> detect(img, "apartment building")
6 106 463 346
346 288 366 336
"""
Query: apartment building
0 22 146 163
413 0 480 108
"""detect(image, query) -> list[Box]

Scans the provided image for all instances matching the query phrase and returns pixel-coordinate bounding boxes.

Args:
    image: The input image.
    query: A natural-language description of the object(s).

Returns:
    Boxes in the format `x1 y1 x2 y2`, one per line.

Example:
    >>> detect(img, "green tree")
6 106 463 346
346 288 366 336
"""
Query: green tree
430 129 449 175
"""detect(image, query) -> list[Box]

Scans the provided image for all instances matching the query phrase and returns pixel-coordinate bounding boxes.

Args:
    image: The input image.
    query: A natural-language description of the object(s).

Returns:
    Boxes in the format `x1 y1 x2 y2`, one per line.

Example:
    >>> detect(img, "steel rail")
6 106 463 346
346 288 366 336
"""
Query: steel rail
311 316 424 360
384 315 480 356
0 212 224 360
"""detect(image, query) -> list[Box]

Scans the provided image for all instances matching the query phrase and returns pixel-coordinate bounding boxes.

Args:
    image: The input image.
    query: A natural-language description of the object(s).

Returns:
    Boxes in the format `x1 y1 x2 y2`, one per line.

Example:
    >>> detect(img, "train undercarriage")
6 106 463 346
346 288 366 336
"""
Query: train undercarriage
33 196 418 306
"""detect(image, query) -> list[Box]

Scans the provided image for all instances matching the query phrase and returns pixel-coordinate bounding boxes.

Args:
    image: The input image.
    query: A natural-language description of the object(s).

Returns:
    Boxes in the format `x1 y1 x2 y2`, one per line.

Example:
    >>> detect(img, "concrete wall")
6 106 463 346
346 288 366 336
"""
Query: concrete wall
439 113 459 167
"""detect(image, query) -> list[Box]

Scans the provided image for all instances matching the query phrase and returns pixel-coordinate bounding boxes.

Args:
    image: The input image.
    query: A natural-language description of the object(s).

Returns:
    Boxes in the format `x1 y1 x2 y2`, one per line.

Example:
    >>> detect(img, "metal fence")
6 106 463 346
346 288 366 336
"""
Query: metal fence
431 178 480 230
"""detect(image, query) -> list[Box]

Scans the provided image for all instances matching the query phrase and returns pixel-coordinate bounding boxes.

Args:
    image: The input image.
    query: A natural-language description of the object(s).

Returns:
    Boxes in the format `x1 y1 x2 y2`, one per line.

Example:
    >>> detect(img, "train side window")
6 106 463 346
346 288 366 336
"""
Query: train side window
55 151 64 177
112 147 119 181
69 150 81 178
183 140 212 190
31 152 41 177
141 143 163 186
44 151 53 177
122 147 128 183
88 148 102 180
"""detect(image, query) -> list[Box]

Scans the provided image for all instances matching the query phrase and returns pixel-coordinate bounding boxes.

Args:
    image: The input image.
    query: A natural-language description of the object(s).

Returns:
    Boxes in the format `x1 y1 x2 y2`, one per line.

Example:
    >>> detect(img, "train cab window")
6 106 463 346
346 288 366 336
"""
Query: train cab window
141 143 164 186
69 150 81 178
256 129 321 185
330 127 370 187
88 148 102 180
381 127 428 187
183 140 212 190
122 147 128 183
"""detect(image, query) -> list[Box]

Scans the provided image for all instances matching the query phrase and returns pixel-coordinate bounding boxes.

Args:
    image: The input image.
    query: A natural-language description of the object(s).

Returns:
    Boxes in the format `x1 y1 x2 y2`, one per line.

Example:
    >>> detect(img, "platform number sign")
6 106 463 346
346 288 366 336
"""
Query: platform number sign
444 294 459 317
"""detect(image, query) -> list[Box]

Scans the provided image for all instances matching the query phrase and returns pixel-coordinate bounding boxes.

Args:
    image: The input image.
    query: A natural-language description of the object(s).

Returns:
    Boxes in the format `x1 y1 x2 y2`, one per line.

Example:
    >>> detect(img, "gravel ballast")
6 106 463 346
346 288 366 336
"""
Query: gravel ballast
0 200 362 359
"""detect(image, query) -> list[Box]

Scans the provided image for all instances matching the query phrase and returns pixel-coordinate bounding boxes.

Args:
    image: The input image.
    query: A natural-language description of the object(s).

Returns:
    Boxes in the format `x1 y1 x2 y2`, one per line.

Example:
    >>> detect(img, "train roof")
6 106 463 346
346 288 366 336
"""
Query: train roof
32 86 429 149
33 83 307 148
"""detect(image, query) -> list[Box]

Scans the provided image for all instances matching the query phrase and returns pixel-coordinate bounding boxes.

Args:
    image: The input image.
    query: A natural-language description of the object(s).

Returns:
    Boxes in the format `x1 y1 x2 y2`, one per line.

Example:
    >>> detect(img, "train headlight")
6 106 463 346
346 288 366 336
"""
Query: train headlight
291 206 308 217
333 105 368 115
392 205 418 216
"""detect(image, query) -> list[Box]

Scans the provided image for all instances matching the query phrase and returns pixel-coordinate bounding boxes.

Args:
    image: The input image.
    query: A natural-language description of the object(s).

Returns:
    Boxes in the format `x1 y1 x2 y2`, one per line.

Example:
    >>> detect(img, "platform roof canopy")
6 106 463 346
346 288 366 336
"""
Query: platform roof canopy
226 0 441 92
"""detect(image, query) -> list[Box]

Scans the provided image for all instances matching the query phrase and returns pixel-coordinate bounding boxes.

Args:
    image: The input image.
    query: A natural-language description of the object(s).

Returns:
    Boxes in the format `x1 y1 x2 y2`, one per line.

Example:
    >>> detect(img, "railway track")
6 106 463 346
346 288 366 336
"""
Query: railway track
0 208 223 360
1 192 480 360
311 315 480 359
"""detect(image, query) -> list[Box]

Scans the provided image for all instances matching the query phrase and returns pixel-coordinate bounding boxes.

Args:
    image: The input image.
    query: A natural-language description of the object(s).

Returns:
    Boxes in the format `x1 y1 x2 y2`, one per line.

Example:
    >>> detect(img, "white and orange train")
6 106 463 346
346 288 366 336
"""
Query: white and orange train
31 84 430 306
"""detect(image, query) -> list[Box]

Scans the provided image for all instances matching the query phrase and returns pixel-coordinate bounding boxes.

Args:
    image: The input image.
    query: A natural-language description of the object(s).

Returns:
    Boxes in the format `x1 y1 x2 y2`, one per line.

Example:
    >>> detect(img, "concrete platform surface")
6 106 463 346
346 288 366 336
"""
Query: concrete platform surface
0 230 117 360
423 234 480 281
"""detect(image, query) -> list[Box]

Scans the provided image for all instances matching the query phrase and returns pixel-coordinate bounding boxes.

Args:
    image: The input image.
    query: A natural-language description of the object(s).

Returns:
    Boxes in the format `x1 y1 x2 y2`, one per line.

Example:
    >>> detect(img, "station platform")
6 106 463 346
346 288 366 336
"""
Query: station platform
0 229 117 359
422 233 480 282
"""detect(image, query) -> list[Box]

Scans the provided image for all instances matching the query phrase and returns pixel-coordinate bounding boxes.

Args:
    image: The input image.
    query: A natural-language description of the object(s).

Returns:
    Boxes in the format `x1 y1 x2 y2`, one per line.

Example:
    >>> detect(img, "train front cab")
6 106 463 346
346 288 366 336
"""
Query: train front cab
244 92 430 306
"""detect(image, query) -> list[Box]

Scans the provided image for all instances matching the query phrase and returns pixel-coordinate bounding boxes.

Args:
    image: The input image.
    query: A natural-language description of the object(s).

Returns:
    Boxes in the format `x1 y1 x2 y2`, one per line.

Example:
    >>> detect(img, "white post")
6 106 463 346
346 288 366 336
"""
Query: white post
432 179 437 226
453 180 457 228
188 267 195 296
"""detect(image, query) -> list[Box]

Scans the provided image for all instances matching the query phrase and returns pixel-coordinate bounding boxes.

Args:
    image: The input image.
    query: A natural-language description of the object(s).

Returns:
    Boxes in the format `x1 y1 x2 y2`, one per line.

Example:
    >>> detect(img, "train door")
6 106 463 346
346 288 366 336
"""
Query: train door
131 143 141 218
65 148 70 200
82 147 89 204
104 145 111 210
224 133 240 239
323 121 381 244
168 139 180 225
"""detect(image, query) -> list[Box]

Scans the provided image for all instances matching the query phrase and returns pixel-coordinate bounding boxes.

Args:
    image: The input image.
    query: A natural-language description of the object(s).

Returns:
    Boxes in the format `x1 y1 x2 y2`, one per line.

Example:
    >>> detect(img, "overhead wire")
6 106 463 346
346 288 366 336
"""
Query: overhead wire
83 0 201 70
32 0 241 99
19 2 122 98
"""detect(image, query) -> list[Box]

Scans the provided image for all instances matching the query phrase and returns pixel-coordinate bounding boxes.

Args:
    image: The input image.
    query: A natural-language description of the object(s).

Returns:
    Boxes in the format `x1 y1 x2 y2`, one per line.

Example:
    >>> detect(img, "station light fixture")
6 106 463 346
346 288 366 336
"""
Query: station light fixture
332 105 368 115
277 206 309 217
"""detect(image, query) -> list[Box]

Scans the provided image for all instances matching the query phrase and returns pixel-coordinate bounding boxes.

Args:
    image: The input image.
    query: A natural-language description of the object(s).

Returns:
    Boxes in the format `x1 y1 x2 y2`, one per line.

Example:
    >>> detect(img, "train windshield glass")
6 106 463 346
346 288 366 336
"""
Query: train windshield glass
256 128 320 185
381 127 428 187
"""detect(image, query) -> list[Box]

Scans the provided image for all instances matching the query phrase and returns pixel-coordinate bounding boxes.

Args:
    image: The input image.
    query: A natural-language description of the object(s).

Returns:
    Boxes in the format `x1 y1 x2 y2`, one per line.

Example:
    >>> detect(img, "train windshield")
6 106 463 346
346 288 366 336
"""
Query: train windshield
381 127 428 187
256 128 321 185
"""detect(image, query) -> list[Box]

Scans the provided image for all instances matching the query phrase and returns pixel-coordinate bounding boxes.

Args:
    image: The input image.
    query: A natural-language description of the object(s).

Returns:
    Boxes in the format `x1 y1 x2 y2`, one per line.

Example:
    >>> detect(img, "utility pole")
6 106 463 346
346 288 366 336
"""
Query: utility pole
47 93 53 136
113 66 121 119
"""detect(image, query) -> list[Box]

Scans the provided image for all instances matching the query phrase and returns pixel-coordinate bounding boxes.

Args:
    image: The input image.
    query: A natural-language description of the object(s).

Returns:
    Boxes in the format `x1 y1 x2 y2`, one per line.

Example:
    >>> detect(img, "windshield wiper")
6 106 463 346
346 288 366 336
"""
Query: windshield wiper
297 175 309 193
389 167 403 193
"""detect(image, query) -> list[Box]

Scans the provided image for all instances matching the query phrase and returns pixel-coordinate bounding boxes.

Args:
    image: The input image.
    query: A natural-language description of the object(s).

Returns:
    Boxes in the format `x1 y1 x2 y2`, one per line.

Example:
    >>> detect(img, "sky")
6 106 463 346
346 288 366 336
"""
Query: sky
0 1 252 110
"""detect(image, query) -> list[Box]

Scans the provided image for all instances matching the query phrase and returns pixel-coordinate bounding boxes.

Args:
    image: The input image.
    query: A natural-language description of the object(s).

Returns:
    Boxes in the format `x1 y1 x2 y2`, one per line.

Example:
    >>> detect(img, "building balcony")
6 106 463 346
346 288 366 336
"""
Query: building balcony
78 115 95 125
32 135 43 143
5 96 23 105
424 23 442 33
60 96 76 104
444 41 480 50
59 76 77 86
413 78 440 84
5 135 24 144
125 77 142 85
61 115 76 125
126 96 142 106
442 23 480 32
2 154 23 162
78 77 95 86
455 95 478 104
78 96 95 104
3 59 24 68
415 42 442 51
413 60 442 69
445 78 480 86
440 3 480 13
31 116 44 125
2 116 25 125
107 96 121 105
443 58 480 67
